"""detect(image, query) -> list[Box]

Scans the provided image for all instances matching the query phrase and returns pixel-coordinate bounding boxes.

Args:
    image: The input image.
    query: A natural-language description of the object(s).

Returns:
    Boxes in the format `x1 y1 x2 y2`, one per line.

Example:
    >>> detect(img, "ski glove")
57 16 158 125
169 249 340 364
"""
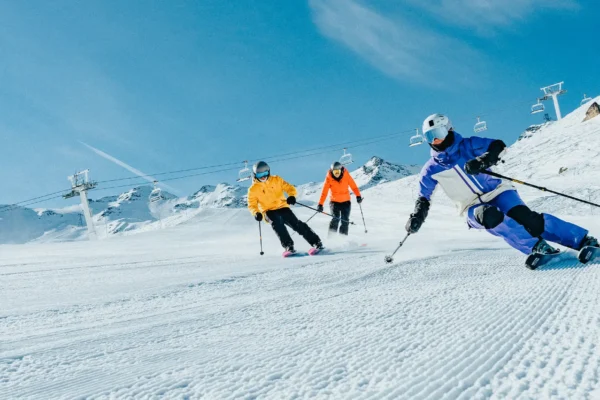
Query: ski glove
317 204 324 213
464 140 506 175
405 197 430 234
356 196 363 204
255 212 263 222
286 196 296 205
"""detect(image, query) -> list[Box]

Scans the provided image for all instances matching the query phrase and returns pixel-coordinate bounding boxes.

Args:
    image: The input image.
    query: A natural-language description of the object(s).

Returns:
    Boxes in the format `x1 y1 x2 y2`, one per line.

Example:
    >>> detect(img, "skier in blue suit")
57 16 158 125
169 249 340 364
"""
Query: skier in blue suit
405 113 598 259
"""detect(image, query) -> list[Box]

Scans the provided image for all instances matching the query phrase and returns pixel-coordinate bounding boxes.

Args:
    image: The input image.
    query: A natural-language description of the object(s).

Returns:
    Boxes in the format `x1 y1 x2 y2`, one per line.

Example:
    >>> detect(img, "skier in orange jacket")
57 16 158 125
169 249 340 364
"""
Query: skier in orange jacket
317 162 362 235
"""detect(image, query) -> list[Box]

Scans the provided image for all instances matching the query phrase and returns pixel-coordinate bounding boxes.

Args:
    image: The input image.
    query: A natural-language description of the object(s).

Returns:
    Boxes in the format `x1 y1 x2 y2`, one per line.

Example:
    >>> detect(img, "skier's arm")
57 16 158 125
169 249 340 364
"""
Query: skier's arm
318 176 330 206
464 138 507 175
407 165 437 233
247 187 260 216
348 174 361 198
417 165 438 202
280 177 298 197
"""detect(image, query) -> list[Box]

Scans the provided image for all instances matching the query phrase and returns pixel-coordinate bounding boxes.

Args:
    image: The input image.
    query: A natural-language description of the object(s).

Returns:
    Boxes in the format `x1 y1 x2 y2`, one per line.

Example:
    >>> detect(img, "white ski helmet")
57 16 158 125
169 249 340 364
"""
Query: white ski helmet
253 161 271 180
422 114 453 144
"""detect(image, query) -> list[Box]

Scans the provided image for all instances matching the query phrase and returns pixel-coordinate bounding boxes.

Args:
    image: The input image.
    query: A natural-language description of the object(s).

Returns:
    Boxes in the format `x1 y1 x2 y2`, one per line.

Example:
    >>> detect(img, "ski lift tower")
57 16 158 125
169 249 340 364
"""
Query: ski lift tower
539 82 567 120
64 170 98 240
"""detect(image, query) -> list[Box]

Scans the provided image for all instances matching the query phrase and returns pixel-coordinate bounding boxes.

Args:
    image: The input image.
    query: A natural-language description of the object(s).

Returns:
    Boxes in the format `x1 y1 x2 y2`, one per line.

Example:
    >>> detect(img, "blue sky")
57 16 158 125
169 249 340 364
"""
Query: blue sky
0 0 598 207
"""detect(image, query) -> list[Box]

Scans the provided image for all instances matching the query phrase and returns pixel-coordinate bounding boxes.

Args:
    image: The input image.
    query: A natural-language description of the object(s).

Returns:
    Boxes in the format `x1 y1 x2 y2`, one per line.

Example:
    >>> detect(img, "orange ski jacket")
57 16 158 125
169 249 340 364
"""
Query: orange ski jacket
248 175 297 215
318 169 361 205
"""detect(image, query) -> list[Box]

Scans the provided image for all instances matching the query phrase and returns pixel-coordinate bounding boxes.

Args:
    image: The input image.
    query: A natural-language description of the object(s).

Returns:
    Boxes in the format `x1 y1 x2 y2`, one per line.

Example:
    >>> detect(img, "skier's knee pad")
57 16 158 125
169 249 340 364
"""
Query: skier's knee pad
507 205 544 237
474 205 504 229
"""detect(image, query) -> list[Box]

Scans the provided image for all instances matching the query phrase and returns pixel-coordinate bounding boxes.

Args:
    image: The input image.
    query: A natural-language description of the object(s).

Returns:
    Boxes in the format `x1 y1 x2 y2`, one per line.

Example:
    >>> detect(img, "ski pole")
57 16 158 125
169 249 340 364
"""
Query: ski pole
481 170 600 208
384 233 410 264
258 221 264 256
358 202 368 234
296 202 356 225
291 211 319 237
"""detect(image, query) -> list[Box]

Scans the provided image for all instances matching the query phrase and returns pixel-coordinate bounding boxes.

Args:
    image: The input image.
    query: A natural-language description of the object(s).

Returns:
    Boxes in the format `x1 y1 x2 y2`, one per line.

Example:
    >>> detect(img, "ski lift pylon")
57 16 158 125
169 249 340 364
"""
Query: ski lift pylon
581 93 593 106
409 128 425 147
237 160 251 182
149 180 163 203
473 116 487 133
531 99 545 114
339 148 353 166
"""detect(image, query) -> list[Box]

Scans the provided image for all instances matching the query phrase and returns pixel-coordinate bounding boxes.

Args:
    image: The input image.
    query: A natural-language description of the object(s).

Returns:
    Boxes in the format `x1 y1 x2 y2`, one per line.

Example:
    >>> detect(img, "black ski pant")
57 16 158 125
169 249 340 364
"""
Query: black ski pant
329 201 351 235
266 207 321 249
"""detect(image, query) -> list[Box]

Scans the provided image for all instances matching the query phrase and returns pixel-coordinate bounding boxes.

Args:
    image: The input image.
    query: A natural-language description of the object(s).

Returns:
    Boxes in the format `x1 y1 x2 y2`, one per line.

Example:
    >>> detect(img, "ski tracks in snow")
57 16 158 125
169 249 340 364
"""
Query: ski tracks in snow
1 249 600 399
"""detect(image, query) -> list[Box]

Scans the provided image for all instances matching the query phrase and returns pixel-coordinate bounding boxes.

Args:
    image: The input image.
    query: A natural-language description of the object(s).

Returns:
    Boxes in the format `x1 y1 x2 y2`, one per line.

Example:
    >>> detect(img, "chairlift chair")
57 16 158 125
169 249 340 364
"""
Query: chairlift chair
237 161 251 182
149 181 163 203
409 129 425 147
339 148 353 166
473 116 487 133
531 99 545 114
581 93 593 106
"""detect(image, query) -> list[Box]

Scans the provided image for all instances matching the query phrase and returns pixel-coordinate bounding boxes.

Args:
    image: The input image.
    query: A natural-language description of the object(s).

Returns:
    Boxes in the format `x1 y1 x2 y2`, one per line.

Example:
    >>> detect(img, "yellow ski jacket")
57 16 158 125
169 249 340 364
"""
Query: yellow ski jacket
247 175 297 216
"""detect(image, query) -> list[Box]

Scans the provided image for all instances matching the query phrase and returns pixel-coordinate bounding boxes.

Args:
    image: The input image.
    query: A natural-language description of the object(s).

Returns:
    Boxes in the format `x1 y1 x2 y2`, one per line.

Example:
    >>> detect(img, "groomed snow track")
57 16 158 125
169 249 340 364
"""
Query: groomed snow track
2 248 599 399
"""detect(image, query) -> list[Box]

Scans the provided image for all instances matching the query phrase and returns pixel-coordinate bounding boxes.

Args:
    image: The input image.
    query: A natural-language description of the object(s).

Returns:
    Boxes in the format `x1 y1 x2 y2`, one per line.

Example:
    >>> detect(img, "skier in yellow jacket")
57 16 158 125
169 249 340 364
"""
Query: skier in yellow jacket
247 161 323 254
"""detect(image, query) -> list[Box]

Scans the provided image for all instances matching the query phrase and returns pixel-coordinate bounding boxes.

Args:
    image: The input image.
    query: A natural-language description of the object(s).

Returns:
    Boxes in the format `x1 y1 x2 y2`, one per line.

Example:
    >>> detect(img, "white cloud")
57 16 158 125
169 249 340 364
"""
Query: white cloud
406 0 579 31
309 0 484 86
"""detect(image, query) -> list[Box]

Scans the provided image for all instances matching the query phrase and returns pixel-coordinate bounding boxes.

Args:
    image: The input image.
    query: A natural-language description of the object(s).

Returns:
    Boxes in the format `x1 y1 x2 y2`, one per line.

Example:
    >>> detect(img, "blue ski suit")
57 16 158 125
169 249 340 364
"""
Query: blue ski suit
417 132 588 254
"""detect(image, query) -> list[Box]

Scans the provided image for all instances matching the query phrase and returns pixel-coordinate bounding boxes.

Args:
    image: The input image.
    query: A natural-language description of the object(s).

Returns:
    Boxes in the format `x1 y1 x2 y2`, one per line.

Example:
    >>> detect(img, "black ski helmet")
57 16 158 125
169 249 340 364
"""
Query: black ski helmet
330 161 343 171
253 161 270 180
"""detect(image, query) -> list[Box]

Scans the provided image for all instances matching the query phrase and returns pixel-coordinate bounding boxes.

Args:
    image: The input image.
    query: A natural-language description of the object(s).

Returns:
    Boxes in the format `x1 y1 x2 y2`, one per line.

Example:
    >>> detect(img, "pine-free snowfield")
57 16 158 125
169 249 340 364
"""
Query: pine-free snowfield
2 205 600 399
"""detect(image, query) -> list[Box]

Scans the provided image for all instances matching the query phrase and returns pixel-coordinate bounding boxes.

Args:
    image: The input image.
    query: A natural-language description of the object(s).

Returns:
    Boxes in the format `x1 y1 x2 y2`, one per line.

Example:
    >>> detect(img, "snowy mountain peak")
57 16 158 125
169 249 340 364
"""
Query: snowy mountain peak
351 156 420 190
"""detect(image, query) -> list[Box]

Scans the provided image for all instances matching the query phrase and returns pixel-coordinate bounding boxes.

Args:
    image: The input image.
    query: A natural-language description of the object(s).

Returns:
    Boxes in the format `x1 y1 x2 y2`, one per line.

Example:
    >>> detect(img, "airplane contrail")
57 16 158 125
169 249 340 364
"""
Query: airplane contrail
79 141 180 195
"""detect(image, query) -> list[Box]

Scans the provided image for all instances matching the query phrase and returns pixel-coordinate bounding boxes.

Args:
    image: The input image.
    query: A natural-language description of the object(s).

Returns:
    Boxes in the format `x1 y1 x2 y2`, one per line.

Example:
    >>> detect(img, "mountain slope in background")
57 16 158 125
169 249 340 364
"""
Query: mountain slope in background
0 157 417 244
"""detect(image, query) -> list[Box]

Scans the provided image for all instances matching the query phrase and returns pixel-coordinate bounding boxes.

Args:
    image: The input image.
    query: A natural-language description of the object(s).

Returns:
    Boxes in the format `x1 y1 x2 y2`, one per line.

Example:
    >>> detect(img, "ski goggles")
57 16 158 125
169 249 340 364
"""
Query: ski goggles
255 170 270 179
423 126 449 144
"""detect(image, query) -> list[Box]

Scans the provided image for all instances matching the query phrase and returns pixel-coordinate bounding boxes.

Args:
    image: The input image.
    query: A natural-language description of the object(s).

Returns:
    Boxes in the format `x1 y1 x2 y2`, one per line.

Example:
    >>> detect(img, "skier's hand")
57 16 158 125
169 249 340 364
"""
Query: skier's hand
286 196 296 205
317 204 324 213
405 215 423 234
255 212 263 222
356 196 363 204
464 157 486 175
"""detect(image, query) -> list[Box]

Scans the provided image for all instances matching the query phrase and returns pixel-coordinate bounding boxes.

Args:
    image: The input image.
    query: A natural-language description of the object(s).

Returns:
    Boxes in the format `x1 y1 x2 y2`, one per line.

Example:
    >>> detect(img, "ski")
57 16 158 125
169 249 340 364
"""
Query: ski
525 251 562 270
283 250 304 258
578 246 600 264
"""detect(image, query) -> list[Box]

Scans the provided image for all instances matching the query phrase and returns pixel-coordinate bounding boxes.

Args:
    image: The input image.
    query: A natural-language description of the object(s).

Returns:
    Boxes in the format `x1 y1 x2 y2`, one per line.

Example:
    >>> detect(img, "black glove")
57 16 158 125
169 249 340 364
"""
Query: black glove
255 212 263 222
286 196 296 205
464 140 506 175
405 197 430 234
464 157 489 175
317 204 324 213
356 196 363 204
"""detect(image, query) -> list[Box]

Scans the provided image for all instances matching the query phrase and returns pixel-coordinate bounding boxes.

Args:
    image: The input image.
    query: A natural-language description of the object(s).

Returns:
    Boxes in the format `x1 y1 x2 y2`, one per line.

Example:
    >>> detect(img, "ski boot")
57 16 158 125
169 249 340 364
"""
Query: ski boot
532 239 560 255
578 235 599 264
580 235 599 248
309 241 325 255
282 245 297 258
525 239 560 270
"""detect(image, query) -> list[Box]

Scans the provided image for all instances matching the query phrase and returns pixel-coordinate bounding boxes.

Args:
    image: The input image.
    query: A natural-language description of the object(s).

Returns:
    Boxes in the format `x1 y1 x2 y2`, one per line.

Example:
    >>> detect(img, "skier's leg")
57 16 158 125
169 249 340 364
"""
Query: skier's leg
329 202 341 234
266 209 294 249
281 208 321 246
493 190 588 250
467 204 538 254
339 201 351 235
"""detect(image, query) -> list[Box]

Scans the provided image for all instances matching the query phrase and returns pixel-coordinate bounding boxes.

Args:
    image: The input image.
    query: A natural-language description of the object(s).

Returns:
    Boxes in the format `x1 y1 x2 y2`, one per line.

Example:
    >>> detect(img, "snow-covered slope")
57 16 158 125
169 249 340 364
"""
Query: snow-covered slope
497 96 600 215
3 100 600 398
2 163 599 399
0 157 417 244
